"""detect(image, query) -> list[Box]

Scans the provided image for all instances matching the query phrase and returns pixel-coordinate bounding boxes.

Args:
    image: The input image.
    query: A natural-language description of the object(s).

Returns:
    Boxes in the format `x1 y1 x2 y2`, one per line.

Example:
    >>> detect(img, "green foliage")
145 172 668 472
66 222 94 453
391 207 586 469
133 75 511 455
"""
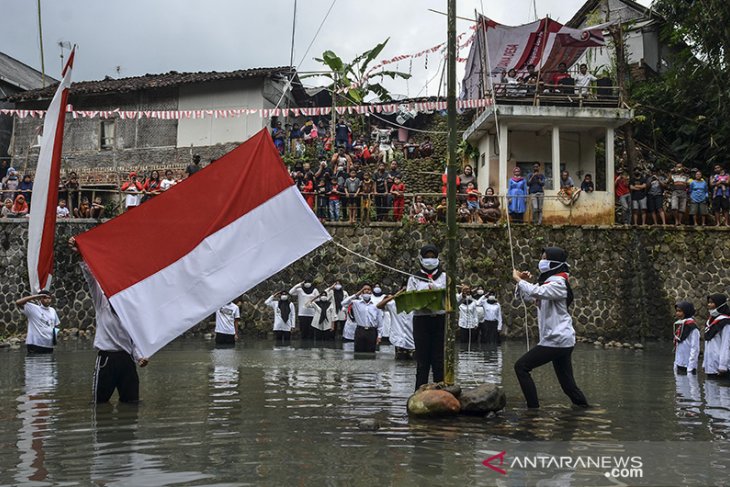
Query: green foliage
306 39 412 103
630 0 730 170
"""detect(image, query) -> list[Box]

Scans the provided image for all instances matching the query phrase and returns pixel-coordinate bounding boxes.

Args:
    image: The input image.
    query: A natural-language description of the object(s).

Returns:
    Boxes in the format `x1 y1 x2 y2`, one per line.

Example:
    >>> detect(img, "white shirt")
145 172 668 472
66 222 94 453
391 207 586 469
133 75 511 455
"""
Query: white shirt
124 186 142 208
479 299 503 331
343 314 357 340
458 296 480 329
306 297 338 331
215 303 240 335
384 301 414 350
575 72 597 94
264 296 296 331
80 262 142 360
703 315 730 374
372 294 390 337
517 275 575 348
161 178 177 191
342 295 383 335
406 271 447 316
674 321 700 372
56 206 70 218
23 302 59 348
289 284 319 317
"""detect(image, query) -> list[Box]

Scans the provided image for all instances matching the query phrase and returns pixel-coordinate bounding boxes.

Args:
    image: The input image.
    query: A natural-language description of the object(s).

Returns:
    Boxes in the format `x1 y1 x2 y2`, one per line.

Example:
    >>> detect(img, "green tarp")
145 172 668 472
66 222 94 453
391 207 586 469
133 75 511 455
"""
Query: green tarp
394 289 446 313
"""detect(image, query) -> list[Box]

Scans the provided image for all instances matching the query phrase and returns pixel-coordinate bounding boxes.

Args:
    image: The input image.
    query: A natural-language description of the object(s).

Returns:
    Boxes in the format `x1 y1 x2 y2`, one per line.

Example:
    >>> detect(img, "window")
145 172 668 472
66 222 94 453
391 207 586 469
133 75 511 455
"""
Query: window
100 120 115 150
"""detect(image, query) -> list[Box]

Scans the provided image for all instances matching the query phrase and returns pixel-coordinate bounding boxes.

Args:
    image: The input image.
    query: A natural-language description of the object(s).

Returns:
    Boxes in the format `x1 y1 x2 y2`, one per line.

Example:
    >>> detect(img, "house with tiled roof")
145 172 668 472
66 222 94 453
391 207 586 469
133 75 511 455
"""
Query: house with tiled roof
5 66 308 184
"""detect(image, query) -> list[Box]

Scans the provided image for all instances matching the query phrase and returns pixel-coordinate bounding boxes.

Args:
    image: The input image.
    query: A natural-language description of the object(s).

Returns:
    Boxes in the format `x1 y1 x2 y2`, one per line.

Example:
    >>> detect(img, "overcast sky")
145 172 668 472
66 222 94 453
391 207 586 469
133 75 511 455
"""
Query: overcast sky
1 0 652 98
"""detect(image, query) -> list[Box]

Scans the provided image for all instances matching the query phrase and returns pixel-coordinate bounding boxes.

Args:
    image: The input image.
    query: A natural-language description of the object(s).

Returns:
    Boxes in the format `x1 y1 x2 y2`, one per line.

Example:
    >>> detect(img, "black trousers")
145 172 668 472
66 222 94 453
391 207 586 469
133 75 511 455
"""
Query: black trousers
313 327 335 341
93 351 139 403
413 314 446 390
514 345 588 408
395 347 415 360
459 327 479 344
299 316 314 340
27 344 53 354
274 330 291 344
354 326 378 353
480 320 500 345
215 332 236 345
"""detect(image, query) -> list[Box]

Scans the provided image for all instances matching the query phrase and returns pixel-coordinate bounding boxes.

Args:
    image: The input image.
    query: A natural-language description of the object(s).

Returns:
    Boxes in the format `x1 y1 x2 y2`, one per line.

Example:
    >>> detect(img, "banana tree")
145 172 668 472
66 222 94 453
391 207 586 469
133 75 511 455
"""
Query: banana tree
305 38 411 103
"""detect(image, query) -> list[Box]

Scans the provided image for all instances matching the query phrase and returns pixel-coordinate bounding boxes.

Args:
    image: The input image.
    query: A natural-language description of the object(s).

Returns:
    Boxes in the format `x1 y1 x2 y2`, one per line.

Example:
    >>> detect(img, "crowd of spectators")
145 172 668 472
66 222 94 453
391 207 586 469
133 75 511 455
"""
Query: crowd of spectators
497 62 611 98
615 162 730 226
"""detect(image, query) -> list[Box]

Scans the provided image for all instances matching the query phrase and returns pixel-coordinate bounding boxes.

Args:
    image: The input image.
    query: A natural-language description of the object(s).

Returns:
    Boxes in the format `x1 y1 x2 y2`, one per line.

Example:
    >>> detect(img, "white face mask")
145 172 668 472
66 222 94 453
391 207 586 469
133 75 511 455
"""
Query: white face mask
361 293 372 302
280 295 289 301
487 295 496 303
538 259 563 273
303 282 312 288
710 308 721 318
373 287 382 295
334 284 342 290
476 290 485 296
420 257 439 271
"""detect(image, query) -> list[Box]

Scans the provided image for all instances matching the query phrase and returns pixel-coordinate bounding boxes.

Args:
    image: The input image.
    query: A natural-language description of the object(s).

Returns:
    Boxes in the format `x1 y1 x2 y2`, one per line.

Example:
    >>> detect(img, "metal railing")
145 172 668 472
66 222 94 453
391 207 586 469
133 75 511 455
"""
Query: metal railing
489 82 622 108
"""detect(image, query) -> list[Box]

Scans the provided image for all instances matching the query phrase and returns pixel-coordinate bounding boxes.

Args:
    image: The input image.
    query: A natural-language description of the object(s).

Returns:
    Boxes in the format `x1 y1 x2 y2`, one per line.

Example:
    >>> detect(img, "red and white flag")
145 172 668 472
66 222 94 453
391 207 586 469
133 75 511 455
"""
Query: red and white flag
27 48 75 292
75 129 331 357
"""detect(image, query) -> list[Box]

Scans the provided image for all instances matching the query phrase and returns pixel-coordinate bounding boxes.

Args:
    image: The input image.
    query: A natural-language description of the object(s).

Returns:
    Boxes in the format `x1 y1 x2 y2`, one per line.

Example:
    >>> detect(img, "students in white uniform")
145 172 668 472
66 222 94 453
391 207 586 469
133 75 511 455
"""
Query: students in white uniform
289 280 319 340
457 285 480 344
371 285 391 343
214 302 240 346
265 291 296 344
330 281 349 337
16 291 60 354
342 304 357 342
478 291 503 345
342 284 383 353
673 301 699 374
513 247 589 409
407 244 448 390
306 293 338 341
69 236 149 403
377 290 415 359
702 294 730 378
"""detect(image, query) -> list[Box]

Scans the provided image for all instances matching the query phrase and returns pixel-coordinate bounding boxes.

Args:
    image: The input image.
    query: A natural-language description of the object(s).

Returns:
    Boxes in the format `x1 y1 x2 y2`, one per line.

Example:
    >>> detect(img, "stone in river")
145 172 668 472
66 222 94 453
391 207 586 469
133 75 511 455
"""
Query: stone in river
458 383 506 415
417 381 462 398
407 390 461 417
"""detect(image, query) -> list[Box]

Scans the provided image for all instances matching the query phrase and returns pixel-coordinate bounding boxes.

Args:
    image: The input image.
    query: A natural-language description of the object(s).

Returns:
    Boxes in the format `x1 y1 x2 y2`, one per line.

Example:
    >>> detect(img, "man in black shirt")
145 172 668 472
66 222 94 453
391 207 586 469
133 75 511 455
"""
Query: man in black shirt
185 155 201 178
334 119 350 150
629 170 648 225
374 163 389 221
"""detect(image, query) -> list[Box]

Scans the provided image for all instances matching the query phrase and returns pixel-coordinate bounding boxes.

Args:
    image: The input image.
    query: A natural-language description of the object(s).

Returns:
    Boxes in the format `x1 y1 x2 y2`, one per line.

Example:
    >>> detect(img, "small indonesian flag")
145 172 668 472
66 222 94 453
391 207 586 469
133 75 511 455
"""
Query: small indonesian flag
27 48 75 293
75 129 331 357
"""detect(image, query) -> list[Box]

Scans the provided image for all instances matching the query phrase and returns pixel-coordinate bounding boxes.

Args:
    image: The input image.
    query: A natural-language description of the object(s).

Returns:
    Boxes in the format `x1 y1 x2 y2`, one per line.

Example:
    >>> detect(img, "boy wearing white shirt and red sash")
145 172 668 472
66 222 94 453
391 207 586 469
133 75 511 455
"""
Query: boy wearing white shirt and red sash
673 301 699 374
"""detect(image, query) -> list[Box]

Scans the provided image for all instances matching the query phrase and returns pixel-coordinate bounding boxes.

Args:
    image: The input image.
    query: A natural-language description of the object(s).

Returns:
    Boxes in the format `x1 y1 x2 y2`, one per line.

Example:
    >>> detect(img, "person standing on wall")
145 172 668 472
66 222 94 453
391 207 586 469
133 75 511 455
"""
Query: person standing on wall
407 244 447 390
512 247 589 409
527 163 546 225
16 291 60 355
68 237 149 403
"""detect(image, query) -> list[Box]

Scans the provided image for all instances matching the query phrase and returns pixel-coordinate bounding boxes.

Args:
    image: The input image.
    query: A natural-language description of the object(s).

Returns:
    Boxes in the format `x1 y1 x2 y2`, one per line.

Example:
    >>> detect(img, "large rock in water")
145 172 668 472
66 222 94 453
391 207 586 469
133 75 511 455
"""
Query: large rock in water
458 383 506 415
407 390 461 417
417 381 462 398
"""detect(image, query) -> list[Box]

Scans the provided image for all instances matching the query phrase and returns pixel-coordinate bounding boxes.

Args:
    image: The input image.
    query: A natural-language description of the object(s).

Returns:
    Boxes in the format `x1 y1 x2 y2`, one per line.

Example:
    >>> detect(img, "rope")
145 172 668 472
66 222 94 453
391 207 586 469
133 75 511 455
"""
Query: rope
331 240 430 282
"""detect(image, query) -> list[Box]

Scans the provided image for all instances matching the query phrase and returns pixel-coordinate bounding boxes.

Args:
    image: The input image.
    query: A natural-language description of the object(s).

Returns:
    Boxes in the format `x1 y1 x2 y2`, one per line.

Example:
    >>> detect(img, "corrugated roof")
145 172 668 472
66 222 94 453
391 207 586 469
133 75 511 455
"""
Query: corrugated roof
566 0 655 28
0 52 56 92
6 66 296 102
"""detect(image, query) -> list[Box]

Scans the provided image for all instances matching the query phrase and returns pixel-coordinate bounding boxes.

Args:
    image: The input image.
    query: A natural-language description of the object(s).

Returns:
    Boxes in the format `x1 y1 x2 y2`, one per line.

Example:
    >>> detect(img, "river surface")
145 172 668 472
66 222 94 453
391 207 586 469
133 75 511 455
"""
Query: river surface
1 339 729 486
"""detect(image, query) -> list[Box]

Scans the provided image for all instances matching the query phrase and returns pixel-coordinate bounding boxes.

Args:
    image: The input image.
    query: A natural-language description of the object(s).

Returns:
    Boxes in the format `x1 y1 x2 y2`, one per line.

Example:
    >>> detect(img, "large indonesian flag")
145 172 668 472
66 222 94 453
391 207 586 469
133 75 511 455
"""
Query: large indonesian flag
75 129 331 357
27 48 75 292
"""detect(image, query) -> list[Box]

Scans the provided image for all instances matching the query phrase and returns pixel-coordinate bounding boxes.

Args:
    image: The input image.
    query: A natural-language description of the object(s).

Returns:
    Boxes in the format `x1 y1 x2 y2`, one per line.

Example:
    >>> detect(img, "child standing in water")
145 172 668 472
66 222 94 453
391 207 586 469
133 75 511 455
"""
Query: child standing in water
702 294 730 378
512 247 589 409
673 301 699 374
265 291 296 344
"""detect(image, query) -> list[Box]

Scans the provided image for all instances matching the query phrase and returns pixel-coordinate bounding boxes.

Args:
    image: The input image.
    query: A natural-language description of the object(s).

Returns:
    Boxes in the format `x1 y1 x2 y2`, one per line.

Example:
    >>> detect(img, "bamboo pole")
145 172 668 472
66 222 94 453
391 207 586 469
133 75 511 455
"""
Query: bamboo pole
444 0 458 385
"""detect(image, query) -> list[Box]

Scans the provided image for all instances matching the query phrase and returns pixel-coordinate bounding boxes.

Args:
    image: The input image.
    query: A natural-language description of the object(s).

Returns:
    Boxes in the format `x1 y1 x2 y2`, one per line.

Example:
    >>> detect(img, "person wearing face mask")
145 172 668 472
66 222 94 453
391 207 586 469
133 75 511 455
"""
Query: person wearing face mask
371 284 391 343
407 244 448 389
306 292 338 341
458 285 480 344
478 291 503 345
512 247 589 409
342 284 383 353
289 280 320 340
265 291 296 344
702 294 730 378
673 301 699 374
326 281 349 337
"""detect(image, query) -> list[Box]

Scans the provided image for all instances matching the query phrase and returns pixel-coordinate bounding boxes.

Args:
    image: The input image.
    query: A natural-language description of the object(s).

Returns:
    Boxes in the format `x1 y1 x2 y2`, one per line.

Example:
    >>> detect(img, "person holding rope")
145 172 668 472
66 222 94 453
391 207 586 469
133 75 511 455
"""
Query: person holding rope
407 244 447 390
512 247 589 409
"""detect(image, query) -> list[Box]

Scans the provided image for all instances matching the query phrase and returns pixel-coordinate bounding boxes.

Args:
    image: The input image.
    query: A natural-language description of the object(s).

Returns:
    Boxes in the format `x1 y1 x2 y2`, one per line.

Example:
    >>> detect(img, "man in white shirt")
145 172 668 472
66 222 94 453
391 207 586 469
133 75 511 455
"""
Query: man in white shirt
16 291 60 354
478 292 503 345
160 169 177 191
342 284 383 353
215 302 240 346
289 280 319 340
574 64 597 95
377 291 415 360
69 236 149 403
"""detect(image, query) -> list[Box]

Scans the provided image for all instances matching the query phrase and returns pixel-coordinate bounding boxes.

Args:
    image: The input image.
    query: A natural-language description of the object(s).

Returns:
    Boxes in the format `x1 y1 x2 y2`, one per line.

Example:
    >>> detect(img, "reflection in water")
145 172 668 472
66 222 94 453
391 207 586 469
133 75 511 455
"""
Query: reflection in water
4 341 730 485
15 355 57 485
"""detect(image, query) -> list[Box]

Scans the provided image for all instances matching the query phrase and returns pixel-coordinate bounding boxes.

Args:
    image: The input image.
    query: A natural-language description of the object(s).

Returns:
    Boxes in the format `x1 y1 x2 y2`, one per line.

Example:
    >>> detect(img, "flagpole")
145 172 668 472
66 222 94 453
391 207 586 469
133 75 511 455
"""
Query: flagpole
444 0 458 385
37 0 46 87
